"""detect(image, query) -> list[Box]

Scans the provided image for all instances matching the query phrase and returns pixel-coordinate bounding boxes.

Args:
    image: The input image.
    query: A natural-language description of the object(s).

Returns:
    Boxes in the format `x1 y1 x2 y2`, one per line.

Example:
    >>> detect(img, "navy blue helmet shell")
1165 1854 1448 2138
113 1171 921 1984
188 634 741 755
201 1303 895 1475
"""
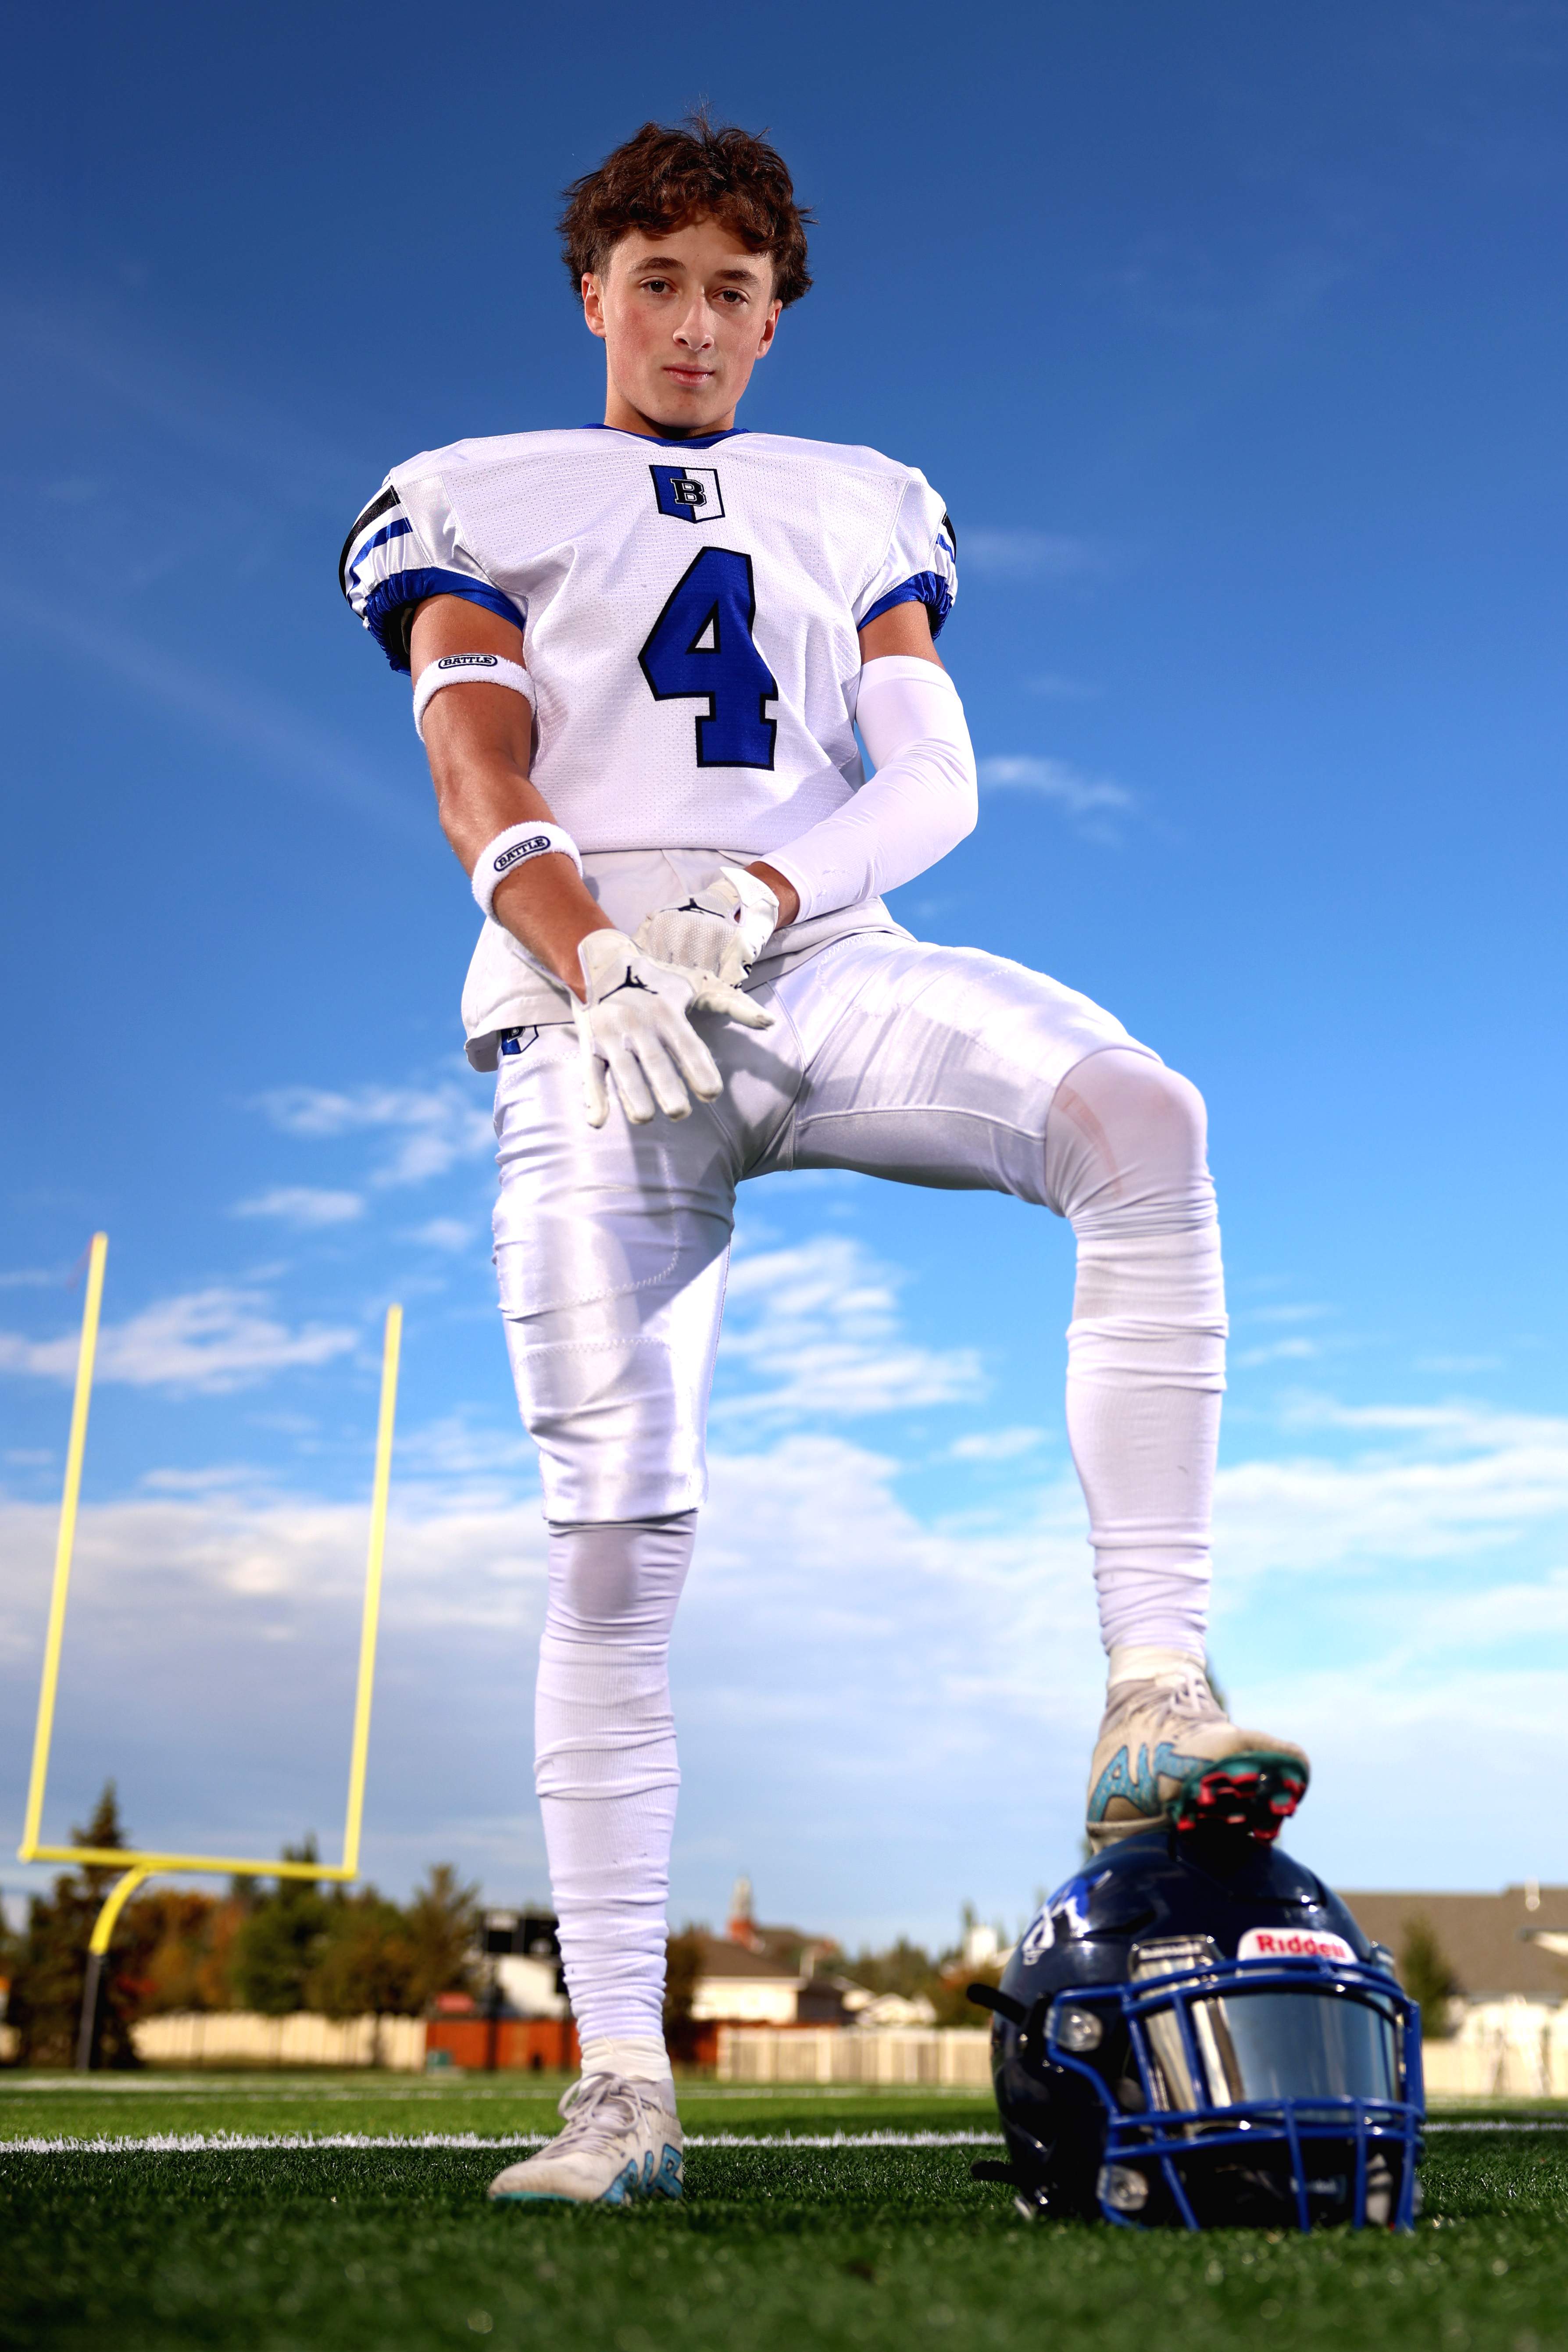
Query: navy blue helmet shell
973 1827 1423 2231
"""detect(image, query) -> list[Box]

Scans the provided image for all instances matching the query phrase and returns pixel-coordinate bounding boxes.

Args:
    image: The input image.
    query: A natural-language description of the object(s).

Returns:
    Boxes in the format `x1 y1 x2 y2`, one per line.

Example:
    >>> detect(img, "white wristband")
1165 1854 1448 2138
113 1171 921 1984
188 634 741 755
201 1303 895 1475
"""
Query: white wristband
414 652 534 741
471 823 582 918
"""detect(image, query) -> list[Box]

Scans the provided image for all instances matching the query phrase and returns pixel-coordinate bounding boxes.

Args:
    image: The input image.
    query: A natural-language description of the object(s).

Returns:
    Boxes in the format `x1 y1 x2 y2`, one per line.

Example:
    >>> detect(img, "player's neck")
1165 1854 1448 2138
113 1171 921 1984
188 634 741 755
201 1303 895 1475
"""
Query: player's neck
601 384 740 441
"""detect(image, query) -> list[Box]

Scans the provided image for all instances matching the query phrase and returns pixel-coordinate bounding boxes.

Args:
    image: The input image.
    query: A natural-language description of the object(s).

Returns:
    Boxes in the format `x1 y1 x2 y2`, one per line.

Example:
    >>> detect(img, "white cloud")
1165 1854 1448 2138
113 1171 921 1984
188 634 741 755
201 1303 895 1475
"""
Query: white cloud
235 1186 364 1228
404 1218 479 1252
949 1427 1046 1462
0 1431 1097 1940
0 1289 359 1394
961 529 1116 583
5 1386 1568 1922
1235 1336 1321 1367
393 1413 534 1484
1214 1399 1568 1576
716 1236 983 1421
978 755 1137 844
258 1084 493 1187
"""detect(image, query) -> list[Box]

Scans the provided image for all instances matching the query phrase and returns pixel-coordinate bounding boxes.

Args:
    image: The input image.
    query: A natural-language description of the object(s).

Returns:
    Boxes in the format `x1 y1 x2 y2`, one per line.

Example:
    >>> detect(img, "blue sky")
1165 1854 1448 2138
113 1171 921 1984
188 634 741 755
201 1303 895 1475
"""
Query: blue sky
3 0 1566 1946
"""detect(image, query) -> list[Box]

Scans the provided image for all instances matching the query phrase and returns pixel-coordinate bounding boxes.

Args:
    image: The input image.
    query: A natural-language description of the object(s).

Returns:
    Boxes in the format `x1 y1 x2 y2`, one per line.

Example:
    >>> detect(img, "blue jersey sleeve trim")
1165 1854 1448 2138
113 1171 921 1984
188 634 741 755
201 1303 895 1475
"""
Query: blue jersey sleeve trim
861 571 954 639
361 570 523 673
344 515 412 590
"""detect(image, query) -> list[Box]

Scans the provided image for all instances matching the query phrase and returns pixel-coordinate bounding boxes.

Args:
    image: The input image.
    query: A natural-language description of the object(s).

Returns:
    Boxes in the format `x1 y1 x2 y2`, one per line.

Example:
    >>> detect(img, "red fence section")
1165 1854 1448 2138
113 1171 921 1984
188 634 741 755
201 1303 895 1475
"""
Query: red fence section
425 2017 580 2072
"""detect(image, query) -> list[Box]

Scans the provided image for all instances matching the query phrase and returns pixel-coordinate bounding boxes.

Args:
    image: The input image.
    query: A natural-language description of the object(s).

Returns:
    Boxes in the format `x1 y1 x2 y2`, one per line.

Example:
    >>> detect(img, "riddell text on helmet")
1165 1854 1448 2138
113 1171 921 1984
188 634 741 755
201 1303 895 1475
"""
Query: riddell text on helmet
1236 1927 1355 1965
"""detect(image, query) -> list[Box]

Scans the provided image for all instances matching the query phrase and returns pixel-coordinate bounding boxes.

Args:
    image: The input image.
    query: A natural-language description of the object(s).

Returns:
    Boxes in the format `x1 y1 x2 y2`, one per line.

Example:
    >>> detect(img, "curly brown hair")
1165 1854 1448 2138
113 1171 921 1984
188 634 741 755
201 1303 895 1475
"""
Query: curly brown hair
559 114 813 307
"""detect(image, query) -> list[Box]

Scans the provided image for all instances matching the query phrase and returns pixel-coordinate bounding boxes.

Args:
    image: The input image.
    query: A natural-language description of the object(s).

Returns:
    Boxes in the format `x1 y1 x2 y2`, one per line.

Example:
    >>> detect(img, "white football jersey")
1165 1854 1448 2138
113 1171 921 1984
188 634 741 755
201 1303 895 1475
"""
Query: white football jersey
340 424 957 1059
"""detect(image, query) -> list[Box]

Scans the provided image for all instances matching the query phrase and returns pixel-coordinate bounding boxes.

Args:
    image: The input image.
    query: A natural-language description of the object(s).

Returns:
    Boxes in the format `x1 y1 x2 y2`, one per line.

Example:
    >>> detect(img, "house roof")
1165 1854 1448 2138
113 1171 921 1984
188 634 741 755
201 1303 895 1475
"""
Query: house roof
1339 1884 1568 2001
693 1934 804 1984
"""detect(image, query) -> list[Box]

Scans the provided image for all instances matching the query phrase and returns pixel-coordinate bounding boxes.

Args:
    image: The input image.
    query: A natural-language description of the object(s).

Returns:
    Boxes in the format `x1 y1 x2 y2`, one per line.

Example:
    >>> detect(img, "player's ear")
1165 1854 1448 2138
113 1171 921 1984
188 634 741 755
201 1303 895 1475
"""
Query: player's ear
756 299 782 357
582 273 607 340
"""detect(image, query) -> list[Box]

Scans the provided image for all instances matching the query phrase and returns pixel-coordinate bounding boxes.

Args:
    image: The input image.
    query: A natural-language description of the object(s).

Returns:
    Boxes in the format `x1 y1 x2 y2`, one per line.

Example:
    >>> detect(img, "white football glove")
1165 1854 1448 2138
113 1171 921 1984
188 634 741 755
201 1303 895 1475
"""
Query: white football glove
634 865 780 999
573 928 768 1130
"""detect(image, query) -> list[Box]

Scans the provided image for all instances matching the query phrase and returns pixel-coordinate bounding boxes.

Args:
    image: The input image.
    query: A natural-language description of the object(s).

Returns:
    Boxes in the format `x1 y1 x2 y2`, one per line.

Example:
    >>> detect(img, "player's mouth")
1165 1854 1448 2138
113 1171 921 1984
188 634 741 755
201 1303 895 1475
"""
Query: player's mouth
663 364 715 389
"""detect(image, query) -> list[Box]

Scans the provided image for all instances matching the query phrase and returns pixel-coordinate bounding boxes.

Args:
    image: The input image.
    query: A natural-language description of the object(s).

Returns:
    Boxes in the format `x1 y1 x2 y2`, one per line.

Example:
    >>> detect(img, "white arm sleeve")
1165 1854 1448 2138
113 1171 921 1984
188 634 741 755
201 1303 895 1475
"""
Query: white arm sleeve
764 656 978 925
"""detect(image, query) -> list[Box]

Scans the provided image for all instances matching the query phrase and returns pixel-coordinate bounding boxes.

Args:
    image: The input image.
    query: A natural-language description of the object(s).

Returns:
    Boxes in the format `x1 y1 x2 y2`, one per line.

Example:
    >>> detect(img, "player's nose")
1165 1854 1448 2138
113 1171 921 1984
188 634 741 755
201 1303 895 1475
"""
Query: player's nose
673 299 716 351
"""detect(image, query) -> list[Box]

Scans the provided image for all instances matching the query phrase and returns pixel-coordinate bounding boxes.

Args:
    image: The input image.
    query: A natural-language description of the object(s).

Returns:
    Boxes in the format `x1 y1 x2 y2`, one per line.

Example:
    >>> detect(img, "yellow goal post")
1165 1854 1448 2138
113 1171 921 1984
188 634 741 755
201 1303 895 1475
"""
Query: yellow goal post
14 1234 402 2058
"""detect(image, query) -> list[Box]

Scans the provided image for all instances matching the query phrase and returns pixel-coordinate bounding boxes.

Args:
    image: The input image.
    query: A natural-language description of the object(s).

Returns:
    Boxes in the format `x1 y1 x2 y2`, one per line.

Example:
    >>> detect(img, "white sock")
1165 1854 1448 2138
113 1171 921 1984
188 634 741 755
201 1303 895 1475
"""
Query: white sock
580 2034 676 2102
534 1513 695 2052
1045 1049 1226 1662
1107 1642 1206 1689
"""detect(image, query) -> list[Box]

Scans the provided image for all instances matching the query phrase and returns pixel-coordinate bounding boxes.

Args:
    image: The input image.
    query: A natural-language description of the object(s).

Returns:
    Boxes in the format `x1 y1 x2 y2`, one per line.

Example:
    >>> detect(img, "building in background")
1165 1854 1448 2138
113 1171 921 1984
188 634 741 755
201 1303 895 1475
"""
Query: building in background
424 1906 574 2073
690 1877 848 2032
1344 1880 1568 2096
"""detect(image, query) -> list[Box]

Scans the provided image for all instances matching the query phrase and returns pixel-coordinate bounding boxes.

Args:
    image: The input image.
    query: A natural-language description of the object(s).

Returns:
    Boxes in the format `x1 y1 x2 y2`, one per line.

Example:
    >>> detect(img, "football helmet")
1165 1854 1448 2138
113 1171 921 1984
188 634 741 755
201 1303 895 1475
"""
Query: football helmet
972 1826 1422 2231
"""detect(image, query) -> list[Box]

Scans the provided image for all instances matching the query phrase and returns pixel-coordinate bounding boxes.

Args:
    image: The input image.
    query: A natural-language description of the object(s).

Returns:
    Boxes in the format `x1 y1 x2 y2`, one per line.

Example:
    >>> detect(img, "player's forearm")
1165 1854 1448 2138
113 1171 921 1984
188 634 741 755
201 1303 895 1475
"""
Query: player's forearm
424 710 611 1000
762 658 977 925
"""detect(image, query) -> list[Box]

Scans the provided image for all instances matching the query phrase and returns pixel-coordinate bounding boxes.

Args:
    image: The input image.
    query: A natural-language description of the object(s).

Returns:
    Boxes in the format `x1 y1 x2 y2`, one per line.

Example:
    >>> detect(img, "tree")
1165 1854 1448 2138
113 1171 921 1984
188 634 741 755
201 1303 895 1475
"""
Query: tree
932 1956 1001 2027
403 1865 480 2010
232 1841 329 2016
6 1783 142 2066
0 1902 21 1995
308 1890 419 2027
841 1938 938 2001
124 1888 244 2014
664 1927 704 2060
1399 1913 1461 2039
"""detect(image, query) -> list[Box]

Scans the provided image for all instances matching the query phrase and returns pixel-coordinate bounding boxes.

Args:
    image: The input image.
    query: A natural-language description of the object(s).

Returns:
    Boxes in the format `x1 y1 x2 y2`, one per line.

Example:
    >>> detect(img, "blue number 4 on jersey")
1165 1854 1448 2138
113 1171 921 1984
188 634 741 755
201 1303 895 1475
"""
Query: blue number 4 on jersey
639 547 778 771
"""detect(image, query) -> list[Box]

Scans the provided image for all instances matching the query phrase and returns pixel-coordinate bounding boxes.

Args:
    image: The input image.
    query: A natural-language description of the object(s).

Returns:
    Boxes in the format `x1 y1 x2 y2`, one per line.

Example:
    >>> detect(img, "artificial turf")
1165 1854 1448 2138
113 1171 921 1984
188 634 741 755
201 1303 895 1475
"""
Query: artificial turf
4 2076 1567 2352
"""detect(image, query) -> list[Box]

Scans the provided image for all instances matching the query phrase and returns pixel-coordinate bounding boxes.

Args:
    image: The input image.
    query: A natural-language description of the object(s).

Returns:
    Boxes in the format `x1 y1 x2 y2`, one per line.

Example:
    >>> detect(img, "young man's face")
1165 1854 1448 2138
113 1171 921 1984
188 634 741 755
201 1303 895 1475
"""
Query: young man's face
584 216 781 439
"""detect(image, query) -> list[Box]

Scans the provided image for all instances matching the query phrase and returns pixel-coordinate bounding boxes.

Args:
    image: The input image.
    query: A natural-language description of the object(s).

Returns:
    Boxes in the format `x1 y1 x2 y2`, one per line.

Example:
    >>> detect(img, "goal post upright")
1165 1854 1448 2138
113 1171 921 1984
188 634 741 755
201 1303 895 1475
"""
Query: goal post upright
341 1302 400 1880
13 1247 404 2063
18 1230 107 1864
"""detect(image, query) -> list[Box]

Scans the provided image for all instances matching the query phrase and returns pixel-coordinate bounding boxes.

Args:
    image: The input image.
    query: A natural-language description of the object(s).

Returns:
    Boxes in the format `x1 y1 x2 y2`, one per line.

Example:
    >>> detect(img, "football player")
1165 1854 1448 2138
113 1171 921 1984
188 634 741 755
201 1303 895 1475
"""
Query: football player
340 116 1309 2207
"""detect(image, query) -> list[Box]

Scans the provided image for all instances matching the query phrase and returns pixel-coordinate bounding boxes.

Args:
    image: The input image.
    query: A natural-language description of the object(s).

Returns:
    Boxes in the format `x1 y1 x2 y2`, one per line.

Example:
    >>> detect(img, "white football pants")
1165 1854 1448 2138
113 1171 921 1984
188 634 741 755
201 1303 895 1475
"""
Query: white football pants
494 932 1226 2047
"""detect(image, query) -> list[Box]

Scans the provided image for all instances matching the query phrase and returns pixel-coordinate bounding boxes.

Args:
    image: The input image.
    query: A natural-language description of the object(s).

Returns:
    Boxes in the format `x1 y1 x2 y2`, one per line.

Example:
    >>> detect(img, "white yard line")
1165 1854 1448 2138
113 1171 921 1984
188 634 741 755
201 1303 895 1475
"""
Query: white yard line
0 2079 942 2101
2 2120 1561 2154
1424 2119 1568 2133
0 2128 1005 2154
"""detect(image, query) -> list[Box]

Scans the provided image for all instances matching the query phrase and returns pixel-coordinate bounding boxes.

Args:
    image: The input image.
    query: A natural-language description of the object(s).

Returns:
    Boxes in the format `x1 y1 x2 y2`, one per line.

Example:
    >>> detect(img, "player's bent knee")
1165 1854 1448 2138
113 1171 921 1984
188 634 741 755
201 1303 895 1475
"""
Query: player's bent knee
1130 1060 1209 1175
1047 1047 1211 1223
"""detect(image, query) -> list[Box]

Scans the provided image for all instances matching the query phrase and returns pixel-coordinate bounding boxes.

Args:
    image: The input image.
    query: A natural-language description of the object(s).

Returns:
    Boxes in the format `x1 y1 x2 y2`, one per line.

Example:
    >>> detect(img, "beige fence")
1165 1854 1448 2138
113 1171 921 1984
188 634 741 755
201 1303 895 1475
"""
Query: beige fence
1422 2034 1568 2099
716 2026 992 2087
132 2011 428 2070
716 2023 1568 2099
112 2011 1568 2095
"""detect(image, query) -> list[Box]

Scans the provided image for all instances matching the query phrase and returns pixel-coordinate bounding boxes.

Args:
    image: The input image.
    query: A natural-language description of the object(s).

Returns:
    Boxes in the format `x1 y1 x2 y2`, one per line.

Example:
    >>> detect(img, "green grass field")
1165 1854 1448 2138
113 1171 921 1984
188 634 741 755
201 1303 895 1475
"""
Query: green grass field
4 2074 1567 2352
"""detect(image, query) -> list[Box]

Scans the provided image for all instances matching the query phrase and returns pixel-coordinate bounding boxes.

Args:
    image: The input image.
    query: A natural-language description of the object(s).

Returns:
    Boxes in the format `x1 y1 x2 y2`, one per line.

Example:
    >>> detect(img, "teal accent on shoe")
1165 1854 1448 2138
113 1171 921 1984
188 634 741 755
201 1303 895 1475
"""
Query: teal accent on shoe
653 2144 685 2200
1087 1738 1211 1825
599 2158 644 2206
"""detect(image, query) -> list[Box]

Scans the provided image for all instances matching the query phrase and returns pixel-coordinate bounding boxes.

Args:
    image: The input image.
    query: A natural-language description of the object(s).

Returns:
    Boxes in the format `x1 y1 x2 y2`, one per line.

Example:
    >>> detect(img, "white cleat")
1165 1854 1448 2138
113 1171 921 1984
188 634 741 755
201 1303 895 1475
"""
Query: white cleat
1086 1660 1310 1853
487 2072 684 2206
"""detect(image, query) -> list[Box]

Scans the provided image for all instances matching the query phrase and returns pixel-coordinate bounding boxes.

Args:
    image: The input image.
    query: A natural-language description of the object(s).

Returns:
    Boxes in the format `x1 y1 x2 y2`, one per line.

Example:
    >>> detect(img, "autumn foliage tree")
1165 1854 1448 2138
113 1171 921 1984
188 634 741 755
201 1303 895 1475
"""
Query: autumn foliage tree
7 1785 142 2067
